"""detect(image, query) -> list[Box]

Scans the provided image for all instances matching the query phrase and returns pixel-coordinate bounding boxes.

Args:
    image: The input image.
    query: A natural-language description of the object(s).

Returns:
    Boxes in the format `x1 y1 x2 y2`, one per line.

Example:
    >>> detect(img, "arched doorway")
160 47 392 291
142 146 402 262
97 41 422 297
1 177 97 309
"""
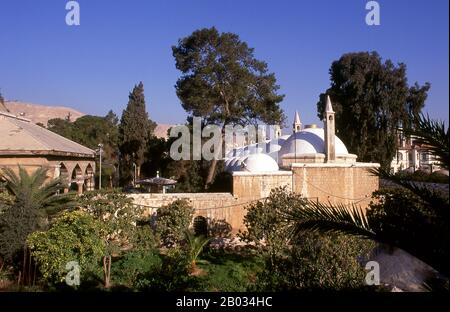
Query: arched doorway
70 164 83 194
193 216 208 237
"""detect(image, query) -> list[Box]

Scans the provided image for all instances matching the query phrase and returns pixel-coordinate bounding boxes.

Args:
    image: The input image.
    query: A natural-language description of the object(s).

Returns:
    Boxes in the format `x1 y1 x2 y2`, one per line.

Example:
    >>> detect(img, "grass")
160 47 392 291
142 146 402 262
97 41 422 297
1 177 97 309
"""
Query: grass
192 249 265 292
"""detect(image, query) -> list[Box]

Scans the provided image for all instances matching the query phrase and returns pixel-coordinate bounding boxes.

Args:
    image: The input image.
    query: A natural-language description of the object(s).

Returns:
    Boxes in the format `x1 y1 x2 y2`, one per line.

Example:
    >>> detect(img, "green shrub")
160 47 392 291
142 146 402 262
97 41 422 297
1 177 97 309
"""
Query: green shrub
241 187 374 291
156 200 194 247
368 188 449 275
111 250 162 288
27 211 106 286
256 232 373 291
135 248 195 291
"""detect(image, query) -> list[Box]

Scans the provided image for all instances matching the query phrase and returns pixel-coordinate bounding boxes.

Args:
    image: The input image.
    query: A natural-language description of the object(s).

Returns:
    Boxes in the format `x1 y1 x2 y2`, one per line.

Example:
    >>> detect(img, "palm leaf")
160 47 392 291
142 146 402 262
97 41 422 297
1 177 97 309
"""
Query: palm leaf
284 199 377 241
403 113 449 170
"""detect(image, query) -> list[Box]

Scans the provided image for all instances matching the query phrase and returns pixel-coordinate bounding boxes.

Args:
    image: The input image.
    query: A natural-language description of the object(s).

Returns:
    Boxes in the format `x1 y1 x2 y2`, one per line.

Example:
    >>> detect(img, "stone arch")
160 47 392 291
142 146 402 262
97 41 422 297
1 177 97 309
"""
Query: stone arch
70 164 84 194
59 163 70 193
85 163 95 191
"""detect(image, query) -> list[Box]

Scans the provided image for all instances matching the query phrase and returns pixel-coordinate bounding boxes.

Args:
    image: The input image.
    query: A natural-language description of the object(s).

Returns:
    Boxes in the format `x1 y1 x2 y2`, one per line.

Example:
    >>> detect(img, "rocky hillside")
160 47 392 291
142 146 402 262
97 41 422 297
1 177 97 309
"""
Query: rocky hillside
4 101 84 126
4 100 172 139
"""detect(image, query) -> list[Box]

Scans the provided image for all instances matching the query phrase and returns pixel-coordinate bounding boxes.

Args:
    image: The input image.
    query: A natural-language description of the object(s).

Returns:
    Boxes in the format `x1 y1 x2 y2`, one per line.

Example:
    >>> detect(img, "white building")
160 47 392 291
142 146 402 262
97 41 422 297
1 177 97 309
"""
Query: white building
390 130 441 174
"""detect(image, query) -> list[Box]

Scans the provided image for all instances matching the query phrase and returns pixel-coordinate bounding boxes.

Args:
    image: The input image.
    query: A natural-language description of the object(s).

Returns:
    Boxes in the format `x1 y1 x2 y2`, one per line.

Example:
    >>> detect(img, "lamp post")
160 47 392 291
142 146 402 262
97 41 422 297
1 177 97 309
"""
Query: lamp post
133 162 137 187
98 143 104 190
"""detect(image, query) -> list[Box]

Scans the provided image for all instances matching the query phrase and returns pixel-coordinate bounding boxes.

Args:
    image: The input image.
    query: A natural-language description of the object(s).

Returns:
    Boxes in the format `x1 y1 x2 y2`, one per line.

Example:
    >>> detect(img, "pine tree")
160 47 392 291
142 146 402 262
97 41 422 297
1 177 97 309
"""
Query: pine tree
118 82 155 186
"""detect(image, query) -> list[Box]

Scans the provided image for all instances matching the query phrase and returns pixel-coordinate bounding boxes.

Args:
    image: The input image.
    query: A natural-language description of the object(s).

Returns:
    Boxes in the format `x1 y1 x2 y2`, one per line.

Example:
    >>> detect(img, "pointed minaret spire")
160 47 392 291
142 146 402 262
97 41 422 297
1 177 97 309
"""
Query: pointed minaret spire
293 111 302 133
325 95 334 113
324 95 336 162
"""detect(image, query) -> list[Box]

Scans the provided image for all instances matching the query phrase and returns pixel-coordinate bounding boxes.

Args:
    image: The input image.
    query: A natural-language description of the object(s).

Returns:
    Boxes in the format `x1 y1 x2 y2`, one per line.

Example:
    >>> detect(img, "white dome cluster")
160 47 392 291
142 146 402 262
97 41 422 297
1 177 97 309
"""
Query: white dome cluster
224 104 357 172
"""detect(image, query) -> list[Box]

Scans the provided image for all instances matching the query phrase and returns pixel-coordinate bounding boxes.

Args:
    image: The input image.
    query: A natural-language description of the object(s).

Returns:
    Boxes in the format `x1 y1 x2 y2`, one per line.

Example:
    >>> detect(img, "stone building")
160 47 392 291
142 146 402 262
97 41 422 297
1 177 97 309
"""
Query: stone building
132 96 380 233
0 109 96 194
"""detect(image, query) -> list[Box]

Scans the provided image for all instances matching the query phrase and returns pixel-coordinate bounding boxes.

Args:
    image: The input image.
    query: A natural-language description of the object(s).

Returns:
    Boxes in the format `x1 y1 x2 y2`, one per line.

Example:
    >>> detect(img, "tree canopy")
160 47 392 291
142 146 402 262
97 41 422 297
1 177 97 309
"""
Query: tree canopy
317 52 430 169
118 82 156 186
47 111 120 187
172 27 285 186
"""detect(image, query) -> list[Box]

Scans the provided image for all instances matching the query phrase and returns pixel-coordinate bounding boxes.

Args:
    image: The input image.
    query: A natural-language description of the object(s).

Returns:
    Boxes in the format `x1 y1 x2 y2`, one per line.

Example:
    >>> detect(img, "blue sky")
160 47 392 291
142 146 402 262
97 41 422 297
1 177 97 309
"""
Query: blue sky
0 0 448 127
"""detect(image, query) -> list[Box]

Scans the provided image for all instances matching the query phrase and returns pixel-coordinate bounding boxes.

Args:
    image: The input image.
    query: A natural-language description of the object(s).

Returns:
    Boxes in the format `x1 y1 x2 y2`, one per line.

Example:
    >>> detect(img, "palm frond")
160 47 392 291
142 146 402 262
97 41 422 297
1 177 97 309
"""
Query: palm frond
404 113 449 170
284 199 377 240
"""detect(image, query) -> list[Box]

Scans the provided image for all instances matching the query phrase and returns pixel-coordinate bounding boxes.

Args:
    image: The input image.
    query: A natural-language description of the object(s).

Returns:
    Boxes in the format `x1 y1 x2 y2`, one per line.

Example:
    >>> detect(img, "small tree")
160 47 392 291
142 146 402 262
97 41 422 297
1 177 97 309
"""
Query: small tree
27 211 106 286
156 200 194 247
0 167 75 277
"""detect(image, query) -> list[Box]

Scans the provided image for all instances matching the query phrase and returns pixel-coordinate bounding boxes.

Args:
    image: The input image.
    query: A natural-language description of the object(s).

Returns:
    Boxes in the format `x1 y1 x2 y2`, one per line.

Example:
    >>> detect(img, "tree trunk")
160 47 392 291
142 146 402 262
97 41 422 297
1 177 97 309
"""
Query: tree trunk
204 132 224 189
205 159 218 189
103 256 111 288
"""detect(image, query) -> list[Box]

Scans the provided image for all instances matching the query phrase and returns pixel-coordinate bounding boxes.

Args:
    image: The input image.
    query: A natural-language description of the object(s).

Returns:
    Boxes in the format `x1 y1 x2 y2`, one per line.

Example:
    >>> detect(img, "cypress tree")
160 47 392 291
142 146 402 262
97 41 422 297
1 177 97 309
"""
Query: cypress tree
118 82 155 186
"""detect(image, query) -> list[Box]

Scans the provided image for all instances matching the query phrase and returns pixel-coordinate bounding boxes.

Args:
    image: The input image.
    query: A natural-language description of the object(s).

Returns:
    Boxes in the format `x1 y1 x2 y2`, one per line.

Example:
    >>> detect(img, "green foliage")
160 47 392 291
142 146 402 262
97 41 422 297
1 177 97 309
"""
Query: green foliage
27 210 106 285
368 188 449 275
241 187 373 291
195 251 264 292
172 27 285 186
173 27 285 126
256 232 373 291
47 111 120 187
135 248 195 291
240 187 302 252
0 167 75 263
184 231 210 268
78 190 144 256
141 136 171 178
119 82 156 186
156 200 194 247
394 170 449 184
111 250 162 288
317 51 430 169
404 113 449 170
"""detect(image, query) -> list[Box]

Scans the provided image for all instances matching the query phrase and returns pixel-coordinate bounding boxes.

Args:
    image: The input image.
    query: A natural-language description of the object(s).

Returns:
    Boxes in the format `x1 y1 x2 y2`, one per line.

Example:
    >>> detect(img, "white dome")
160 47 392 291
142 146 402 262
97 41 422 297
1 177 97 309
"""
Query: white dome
241 153 279 172
279 128 349 156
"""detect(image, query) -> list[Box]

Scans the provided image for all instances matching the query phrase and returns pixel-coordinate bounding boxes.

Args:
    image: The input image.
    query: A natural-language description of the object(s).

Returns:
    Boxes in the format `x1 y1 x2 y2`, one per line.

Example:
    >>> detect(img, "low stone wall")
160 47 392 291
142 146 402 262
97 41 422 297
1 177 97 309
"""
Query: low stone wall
128 193 252 234
128 163 380 234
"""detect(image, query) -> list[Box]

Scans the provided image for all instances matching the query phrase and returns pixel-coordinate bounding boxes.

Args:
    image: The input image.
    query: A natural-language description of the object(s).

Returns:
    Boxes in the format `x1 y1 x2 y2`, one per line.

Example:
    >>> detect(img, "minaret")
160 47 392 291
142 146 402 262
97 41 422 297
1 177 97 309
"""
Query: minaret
293 111 302 133
273 125 282 139
324 95 336 162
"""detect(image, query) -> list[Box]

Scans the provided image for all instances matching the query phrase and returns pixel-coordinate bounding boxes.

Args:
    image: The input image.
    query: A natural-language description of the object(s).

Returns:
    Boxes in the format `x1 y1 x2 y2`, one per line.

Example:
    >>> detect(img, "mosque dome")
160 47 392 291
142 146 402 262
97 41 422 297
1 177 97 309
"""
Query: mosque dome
241 153 279 172
279 127 349 156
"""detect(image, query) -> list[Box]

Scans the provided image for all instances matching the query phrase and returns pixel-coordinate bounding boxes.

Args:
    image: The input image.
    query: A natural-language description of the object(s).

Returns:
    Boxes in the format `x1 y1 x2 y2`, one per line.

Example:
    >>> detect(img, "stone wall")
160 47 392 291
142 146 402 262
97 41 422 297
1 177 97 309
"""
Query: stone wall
128 193 251 234
291 163 380 208
129 165 380 234
232 171 293 199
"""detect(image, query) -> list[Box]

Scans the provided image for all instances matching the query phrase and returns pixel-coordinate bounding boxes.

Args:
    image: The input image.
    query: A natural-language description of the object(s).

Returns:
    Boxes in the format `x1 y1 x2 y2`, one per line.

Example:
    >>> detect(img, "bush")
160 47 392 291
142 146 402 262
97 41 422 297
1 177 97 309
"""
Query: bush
27 211 106 286
156 200 194 247
111 250 162 288
368 188 449 275
79 190 145 256
256 232 373 291
240 187 374 291
135 248 196 291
